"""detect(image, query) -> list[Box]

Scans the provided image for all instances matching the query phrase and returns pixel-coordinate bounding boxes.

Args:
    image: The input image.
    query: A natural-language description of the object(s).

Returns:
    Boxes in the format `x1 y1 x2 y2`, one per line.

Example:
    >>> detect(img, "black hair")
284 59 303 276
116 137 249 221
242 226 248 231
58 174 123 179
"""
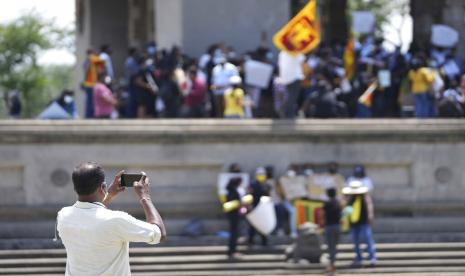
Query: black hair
354 165 366 178
228 163 241 173
72 162 105 196
100 44 110 53
326 188 337 199
227 177 242 191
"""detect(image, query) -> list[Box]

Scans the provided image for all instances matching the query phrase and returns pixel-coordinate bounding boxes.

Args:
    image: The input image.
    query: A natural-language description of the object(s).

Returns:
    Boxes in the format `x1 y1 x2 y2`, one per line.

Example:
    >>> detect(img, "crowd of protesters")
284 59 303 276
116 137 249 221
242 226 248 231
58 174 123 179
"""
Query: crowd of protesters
75 37 465 120
221 162 376 274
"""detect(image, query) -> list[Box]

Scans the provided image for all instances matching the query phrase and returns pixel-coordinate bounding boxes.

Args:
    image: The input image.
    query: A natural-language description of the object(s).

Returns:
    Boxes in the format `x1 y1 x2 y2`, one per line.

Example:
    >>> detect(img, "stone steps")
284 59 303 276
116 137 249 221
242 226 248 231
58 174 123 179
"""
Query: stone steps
0 243 465 275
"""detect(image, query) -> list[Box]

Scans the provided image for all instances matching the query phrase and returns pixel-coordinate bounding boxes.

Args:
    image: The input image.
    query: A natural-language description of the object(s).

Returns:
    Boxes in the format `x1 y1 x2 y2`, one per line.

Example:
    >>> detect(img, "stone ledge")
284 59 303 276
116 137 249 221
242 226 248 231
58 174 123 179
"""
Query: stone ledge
0 119 464 144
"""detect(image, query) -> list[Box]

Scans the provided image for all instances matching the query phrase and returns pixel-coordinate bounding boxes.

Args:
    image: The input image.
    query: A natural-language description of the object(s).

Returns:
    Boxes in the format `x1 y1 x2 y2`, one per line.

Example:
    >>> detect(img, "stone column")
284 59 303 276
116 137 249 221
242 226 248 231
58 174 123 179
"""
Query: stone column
75 0 129 116
154 0 183 51
128 0 155 48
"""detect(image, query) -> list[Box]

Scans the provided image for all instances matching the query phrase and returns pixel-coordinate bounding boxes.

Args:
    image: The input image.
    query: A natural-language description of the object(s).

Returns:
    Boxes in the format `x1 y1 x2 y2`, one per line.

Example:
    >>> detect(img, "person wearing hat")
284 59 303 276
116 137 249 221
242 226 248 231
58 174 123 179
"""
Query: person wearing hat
346 165 373 193
342 180 377 267
223 75 245 118
247 167 271 246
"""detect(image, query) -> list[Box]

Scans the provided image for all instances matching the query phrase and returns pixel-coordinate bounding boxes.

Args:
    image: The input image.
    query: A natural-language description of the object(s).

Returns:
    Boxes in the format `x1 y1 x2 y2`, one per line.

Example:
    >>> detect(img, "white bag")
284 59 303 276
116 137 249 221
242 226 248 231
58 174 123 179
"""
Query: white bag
246 196 276 235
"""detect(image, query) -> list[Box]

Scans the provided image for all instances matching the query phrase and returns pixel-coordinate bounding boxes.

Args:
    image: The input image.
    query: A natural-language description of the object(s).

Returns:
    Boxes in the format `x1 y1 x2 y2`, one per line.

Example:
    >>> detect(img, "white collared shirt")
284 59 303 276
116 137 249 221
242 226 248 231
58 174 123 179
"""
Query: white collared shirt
212 62 239 95
278 51 305 85
57 201 161 276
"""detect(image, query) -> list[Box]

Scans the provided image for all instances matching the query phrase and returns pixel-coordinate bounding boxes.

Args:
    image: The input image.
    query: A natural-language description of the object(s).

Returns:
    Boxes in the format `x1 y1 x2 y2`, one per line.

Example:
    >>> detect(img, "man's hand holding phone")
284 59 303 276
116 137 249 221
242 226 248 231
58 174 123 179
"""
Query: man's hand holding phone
133 173 152 201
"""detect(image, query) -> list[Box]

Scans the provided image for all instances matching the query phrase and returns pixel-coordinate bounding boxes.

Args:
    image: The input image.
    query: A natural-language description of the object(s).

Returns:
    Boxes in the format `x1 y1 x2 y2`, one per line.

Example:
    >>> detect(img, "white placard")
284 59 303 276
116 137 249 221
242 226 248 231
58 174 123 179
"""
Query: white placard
244 60 274 89
217 173 250 197
279 175 308 200
378 70 391 88
246 196 277 235
431 25 459 48
352 11 375 34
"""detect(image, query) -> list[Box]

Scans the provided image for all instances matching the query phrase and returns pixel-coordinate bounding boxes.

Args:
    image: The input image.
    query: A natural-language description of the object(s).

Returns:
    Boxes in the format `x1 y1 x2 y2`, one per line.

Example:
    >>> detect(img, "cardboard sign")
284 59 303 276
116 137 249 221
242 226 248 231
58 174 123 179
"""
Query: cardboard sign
244 60 274 89
378 70 391 88
279 175 308 200
431 25 459 48
307 173 345 201
352 11 375 34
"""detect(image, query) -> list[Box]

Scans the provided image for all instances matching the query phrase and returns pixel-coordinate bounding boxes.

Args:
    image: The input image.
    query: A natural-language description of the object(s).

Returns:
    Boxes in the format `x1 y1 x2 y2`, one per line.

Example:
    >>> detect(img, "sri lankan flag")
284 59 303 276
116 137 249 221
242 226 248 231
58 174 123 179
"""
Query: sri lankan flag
294 199 349 233
359 81 378 107
344 35 356 80
273 0 321 55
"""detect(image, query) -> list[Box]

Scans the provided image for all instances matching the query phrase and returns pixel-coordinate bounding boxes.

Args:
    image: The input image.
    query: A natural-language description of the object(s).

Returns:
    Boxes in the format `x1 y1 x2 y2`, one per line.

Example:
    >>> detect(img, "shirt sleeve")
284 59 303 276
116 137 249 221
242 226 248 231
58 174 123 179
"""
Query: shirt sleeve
113 212 162 245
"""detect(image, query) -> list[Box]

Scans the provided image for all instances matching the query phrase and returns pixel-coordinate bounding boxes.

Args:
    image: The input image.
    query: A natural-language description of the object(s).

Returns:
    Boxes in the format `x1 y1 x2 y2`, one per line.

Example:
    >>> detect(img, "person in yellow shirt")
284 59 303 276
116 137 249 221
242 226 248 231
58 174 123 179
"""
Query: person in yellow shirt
408 59 436 118
223 76 245 118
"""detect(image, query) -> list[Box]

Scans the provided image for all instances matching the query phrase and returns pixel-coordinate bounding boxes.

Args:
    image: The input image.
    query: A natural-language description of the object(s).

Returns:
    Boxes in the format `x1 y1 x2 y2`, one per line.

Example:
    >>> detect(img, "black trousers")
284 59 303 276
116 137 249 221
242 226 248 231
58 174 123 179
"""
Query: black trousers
227 212 240 255
248 225 268 246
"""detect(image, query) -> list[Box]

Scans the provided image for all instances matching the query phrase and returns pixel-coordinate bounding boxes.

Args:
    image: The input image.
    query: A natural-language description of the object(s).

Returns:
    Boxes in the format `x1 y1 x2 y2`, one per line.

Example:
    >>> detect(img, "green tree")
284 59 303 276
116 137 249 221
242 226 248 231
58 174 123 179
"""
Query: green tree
349 0 410 43
0 13 73 117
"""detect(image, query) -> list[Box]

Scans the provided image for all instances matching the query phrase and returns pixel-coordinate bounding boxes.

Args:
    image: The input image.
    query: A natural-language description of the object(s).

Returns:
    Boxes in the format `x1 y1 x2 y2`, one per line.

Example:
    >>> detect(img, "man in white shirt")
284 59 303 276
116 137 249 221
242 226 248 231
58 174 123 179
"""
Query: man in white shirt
57 162 166 276
278 51 305 118
99 44 114 80
212 56 239 117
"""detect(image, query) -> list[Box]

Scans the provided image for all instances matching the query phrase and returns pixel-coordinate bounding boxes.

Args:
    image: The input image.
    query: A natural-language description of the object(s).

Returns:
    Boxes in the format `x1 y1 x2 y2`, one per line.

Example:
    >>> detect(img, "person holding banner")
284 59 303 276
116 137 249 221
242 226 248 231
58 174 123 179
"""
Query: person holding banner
247 167 270 246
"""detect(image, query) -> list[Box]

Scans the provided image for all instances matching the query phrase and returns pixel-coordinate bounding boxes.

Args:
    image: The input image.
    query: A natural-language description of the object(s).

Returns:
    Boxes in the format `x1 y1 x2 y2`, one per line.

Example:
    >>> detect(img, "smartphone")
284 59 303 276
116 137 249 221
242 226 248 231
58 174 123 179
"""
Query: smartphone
121 173 143 187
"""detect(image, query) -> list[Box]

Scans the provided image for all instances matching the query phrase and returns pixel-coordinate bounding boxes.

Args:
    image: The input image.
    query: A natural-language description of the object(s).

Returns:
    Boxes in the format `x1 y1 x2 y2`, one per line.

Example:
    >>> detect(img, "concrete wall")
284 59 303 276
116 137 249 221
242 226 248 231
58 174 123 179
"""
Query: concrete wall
180 0 290 57
0 120 464 219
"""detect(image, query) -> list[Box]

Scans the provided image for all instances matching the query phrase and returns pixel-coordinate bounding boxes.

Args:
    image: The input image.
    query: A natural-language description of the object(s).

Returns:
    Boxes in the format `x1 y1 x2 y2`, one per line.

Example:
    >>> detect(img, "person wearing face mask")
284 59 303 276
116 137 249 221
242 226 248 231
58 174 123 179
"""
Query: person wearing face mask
55 89 79 119
247 167 270 246
57 162 166 275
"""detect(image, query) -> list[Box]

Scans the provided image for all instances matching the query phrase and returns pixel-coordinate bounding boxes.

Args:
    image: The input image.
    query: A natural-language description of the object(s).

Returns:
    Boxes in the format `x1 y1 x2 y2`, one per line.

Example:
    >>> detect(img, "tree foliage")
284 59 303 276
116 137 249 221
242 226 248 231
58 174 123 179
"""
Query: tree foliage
0 13 73 117
349 0 410 40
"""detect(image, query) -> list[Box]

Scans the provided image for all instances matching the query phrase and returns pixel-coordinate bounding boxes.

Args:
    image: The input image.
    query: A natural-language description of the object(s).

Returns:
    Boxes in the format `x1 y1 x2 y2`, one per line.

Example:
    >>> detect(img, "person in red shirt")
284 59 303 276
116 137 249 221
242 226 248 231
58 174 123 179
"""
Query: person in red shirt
93 73 118 119
183 67 207 118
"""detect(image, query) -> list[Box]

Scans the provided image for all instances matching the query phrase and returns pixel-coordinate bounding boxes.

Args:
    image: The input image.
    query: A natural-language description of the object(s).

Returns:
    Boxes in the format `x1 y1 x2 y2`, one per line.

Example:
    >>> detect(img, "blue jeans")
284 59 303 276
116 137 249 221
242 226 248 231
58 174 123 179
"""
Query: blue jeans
350 224 376 263
85 87 94 118
283 201 297 236
325 224 340 264
415 93 436 118
356 103 372 118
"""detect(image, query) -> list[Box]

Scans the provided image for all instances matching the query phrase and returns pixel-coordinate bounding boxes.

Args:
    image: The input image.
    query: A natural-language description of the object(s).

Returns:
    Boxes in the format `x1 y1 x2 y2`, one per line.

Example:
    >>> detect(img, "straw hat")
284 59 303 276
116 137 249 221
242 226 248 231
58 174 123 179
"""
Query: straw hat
342 180 369 195
229 75 242 85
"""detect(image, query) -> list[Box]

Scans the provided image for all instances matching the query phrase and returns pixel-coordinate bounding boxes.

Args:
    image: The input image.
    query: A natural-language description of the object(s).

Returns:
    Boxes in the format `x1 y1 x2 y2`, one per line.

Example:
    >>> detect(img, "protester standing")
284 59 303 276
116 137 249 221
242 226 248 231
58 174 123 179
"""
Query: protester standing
247 167 270 246
182 67 207 118
278 51 305 118
212 56 239 117
99 44 114 81
82 49 105 118
223 76 245 119
93 73 118 119
322 188 342 275
408 58 436 118
224 177 244 259
343 181 377 267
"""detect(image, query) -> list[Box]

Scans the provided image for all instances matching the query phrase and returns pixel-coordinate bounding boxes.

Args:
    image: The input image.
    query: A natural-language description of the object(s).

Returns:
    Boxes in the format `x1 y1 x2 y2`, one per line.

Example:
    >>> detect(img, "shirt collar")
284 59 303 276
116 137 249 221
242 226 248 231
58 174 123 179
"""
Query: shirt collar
74 201 106 209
